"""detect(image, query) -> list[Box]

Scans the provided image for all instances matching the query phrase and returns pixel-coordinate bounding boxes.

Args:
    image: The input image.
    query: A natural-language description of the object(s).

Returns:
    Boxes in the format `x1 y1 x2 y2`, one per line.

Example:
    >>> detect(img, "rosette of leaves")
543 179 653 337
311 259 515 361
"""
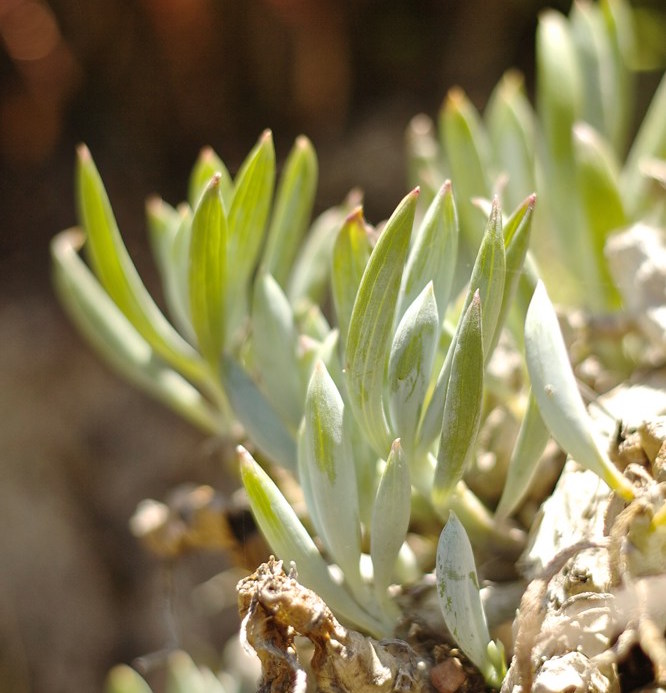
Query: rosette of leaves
51 115 643 685
407 0 665 316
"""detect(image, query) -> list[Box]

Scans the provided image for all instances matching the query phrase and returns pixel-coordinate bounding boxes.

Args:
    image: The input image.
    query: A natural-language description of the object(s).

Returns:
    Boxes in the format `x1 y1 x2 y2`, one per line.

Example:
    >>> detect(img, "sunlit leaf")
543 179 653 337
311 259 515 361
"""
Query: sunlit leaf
436 512 505 688
332 207 372 345
622 71 666 218
416 201 503 457
432 292 484 509
239 446 389 637
485 71 536 211
189 174 228 366
288 191 361 309
495 389 551 520
370 440 411 599
165 651 226 693
188 146 233 211
52 229 223 435
262 136 318 288
226 130 276 331
251 272 302 429
439 88 491 248
105 665 152 693
345 189 418 455
572 122 625 310
399 180 459 324
76 145 207 384
302 361 363 593
221 355 296 472
388 283 439 453
525 281 634 499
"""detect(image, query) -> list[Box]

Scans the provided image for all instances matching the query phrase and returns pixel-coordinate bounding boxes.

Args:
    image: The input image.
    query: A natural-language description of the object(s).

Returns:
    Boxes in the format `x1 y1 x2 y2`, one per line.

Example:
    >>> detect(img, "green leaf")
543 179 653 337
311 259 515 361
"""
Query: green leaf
416 200 504 455
525 281 634 500
302 361 363 593
288 191 361 309
145 196 180 281
105 665 152 693
405 113 441 196
239 446 389 638
622 71 666 218
189 174 228 366
226 130 276 331
188 146 233 211
52 229 223 435
570 2 615 142
345 189 418 455
439 88 491 248
262 136 318 288
331 207 372 345
436 512 506 688
536 10 590 299
485 71 536 211
495 389 551 520
165 651 226 693
370 440 411 598
76 145 207 384
221 355 296 472
600 0 635 154
399 180 459 324
388 282 439 453
490 193 536 353
572 122 625 310
432 292 484 509
251 272 302 429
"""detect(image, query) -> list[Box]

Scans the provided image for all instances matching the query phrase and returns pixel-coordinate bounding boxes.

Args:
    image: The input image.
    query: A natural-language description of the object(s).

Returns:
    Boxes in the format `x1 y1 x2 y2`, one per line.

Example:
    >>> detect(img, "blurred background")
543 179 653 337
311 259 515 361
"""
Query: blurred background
0 0 661 690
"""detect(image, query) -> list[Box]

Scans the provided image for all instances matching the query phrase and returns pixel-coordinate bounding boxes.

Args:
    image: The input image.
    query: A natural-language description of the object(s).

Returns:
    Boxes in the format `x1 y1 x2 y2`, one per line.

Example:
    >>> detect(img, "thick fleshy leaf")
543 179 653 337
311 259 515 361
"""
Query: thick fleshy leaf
536 10 591 299
262 136 318 288
416 199 504 458
388 283 439 453
469 197 506 359
370 440 411 598
146 198 195 341
332 207 372 345
188 146 233 211
405 113 441 196
288 190 361 308
76 145 206 384
439 88 491 247
221 355 296 472
239 446 389 637
436 512 505 688
489 193 536 353
52 230 223 435
146 196 180 280
302 361 363 593
251 272 302 429
105 665 152 693
573 122 625 310
525 281 634 500
345 189 418 455
432 293 484 509
485 71 536 211
399 181 459 324
600 0 634 154
570 2 615 142
226 130 276 330
495 389 551 520
189 174 228 365
165 652 226 693
621 71 666 218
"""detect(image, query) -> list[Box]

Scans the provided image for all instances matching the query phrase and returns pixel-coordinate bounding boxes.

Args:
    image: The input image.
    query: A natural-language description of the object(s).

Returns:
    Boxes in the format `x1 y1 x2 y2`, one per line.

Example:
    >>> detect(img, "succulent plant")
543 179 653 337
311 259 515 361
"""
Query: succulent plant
51 0 666 689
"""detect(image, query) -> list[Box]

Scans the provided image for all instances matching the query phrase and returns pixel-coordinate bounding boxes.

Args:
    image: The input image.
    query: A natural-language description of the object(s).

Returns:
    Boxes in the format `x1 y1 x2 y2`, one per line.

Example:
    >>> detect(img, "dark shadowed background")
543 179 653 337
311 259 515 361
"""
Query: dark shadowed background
2 0 637 689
